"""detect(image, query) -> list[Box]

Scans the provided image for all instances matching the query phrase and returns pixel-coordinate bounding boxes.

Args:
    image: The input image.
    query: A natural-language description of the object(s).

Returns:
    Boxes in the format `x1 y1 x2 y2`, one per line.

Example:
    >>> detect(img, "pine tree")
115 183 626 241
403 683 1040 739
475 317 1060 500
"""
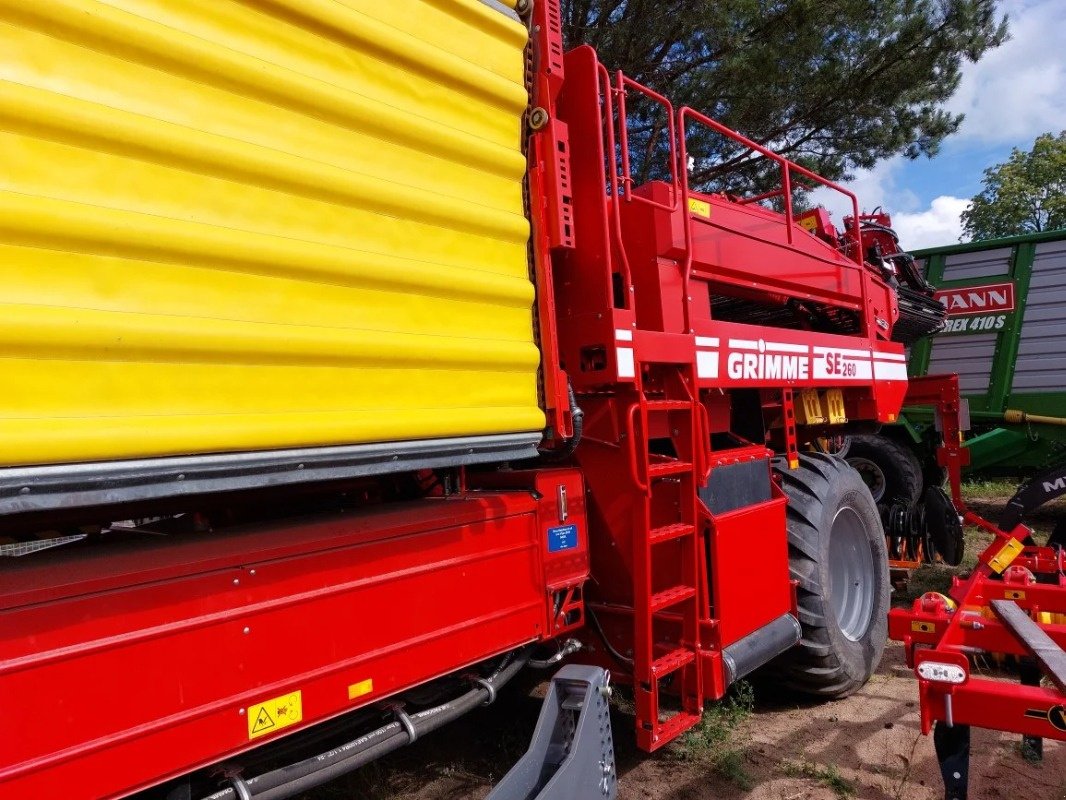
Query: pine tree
563 0 1008 194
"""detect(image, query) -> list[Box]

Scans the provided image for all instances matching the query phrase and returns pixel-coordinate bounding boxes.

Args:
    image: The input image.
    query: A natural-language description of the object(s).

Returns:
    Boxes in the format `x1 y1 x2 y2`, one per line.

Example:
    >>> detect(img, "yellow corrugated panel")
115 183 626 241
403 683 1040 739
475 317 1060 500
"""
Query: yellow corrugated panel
0 0 542 466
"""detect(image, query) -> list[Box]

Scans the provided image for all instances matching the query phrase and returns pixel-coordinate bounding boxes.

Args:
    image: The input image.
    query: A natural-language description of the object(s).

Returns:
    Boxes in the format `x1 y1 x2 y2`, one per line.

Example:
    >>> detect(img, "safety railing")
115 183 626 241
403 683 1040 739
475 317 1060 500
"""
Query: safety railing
600 68 683 311
676 105 868 335
599 65 870 335
676 106 864 264
614 72 679 212
598 63 634 310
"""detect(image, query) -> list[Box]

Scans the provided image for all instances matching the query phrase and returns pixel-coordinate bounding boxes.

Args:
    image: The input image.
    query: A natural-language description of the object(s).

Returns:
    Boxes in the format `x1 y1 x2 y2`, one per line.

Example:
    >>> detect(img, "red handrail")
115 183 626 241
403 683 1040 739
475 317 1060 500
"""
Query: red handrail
677 105 868 334
625 403 650 492
615 72 679 212
597 63 634 310
597 65 873 338
677 106 864 265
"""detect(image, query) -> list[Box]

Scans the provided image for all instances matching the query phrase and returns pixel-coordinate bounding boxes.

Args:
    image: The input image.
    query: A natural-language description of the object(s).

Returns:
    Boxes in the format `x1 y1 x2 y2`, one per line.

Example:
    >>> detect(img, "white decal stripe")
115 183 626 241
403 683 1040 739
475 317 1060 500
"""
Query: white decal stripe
616 347 635 378
813 346 873 359
615 328 633 342
872 352 907 362
765 341 809 354
873 361 908 380
695 336 720 348
726 338 808 353
696 350 719 379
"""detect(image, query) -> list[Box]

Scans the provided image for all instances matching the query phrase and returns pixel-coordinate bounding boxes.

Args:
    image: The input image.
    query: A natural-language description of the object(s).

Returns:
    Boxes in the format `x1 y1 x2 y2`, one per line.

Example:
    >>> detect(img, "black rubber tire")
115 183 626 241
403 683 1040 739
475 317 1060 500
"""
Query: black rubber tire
769 453 890 698
922 461 948 493
1049 519 1066 549
845 434 923 506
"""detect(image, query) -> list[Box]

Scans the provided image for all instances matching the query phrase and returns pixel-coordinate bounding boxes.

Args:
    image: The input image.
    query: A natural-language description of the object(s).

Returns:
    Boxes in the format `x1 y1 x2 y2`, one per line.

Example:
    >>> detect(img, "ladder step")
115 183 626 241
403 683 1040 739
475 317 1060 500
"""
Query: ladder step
644 400 692 412
655 711 702 742
648 461 693 479
649 522 696 545
650 585 697 613
651 646 696 677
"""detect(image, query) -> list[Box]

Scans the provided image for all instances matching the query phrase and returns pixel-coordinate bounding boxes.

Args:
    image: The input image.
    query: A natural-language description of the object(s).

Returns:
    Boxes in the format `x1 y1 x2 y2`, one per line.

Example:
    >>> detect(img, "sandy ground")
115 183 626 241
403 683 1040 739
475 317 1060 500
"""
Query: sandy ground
633 641 1066 800
328 637 1065 800
317 488 1066 800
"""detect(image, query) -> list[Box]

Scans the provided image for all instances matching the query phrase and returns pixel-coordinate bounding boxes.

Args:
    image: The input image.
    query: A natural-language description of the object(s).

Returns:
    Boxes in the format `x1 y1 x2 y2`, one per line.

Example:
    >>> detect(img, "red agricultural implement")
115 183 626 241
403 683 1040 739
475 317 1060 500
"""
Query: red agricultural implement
6 2 1051 800
888 379 1066 800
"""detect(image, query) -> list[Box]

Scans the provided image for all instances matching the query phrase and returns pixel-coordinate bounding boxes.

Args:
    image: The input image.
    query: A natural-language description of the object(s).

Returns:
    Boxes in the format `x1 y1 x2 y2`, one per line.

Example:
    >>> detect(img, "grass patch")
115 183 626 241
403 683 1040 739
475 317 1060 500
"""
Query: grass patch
782 759 856 798
960 477 1023 499
669 681 755 789
895 521 991 604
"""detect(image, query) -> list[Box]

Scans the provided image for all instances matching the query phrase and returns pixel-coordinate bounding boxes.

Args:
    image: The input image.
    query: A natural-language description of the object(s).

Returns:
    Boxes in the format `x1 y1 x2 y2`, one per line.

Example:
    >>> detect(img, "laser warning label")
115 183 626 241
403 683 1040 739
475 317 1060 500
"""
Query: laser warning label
247 690 303 740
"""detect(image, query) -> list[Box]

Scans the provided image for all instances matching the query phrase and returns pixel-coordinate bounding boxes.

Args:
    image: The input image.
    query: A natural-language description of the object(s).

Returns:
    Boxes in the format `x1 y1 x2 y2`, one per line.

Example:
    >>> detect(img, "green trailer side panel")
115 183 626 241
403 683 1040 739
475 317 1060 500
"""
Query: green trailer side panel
905 229 1066 476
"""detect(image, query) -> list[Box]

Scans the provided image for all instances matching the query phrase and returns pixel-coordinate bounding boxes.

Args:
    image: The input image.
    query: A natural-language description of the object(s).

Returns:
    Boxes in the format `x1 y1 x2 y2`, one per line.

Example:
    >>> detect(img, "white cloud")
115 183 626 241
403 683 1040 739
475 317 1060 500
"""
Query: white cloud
891 196 970 249
948 0 1066 143
804 0 1066 252
810 157 911 216
808 159 898 219
809 160 968 250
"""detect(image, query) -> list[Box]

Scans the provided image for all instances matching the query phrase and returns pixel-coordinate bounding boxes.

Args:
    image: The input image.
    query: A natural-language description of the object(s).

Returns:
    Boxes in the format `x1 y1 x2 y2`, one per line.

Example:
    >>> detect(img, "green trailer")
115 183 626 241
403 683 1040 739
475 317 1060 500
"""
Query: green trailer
906 229 1066 476
842 229 1066 563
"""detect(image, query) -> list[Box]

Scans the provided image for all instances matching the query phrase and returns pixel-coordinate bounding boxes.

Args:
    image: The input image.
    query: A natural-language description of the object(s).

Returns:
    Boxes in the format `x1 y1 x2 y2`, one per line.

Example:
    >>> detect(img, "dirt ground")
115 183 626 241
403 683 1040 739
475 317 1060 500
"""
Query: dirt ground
321 484 1066 800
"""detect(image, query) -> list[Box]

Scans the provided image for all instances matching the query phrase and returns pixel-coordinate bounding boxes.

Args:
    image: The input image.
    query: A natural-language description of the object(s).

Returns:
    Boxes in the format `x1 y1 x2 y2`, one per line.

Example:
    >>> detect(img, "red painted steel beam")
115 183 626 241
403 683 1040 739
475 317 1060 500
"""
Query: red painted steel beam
1 478 588 799
918 677 1066 740
891 538 1066 741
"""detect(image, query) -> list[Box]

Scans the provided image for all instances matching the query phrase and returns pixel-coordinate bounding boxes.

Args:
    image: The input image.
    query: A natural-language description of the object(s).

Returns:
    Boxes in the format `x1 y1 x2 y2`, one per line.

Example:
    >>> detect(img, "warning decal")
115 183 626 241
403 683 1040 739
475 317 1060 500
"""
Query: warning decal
687 197 711 218
1051 705 1066 732
247 690 303 740
1025 705 1066 732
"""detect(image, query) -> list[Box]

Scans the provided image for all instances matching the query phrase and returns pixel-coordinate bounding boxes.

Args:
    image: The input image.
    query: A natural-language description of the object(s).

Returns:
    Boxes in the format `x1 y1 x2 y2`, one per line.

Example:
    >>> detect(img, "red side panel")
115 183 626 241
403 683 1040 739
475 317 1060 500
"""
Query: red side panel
0 484 588 799
708 491 792 647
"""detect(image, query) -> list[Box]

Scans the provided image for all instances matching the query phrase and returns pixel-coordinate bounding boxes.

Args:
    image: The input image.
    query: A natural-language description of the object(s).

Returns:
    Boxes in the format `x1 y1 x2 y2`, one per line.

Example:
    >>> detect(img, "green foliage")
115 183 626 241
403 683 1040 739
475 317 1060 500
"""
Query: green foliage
782 759 857 798
670 681 755 788
961 131 1066 240
562 0 1008 194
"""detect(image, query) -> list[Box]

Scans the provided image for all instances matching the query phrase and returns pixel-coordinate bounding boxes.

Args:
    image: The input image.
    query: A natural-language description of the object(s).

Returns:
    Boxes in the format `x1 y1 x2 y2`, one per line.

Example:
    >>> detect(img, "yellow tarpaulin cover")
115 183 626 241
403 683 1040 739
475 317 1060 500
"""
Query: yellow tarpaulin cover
0 0 542 466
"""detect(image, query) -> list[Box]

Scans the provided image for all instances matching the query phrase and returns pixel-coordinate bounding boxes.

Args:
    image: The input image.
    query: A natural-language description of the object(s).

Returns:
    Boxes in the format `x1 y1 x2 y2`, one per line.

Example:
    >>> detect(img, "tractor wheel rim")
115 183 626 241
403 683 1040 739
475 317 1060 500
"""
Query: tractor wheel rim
847 457 886 503
829 506 875 641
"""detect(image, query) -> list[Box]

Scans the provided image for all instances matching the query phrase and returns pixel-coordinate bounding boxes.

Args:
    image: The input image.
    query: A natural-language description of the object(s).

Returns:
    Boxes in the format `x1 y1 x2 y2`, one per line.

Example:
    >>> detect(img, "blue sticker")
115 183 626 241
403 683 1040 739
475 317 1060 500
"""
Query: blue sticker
547 524 579 553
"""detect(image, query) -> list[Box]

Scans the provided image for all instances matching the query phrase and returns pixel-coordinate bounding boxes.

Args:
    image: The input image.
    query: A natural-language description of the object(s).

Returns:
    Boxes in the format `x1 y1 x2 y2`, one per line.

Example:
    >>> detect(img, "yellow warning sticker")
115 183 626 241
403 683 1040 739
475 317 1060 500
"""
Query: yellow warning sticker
798 215 818 232
911 621 936 634
348 679 374 700
989 538 1024 574
687 198 711 218
1004 589 1026 600
247 690 302 740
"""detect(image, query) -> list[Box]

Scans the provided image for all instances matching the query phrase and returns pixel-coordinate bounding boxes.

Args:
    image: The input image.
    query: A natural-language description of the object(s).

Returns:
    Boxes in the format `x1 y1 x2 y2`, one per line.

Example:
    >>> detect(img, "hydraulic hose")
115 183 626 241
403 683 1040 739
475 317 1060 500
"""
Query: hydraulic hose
586 607 633 667
199 648 531 800
538 382 584 461
527 637 583 669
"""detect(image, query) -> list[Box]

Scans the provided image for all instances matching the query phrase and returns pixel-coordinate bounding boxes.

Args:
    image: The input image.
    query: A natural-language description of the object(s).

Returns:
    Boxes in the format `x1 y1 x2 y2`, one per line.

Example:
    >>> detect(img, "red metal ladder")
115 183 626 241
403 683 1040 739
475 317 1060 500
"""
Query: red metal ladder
627 361 704 750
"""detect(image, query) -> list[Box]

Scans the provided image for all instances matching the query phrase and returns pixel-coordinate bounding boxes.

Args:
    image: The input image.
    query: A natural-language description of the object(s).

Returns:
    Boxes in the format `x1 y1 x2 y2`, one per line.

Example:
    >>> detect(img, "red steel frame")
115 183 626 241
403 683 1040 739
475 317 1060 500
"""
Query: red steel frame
3 1 948 794
526 0 573 443
553 45 908 421
1 472 589 799
889 375 1066 742
546 42 912 748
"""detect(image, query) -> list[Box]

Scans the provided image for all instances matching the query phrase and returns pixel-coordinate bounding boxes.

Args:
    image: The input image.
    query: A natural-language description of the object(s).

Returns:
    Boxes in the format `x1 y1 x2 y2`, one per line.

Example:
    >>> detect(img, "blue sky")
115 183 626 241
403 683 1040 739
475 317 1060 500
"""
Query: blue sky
813 0 1066 248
